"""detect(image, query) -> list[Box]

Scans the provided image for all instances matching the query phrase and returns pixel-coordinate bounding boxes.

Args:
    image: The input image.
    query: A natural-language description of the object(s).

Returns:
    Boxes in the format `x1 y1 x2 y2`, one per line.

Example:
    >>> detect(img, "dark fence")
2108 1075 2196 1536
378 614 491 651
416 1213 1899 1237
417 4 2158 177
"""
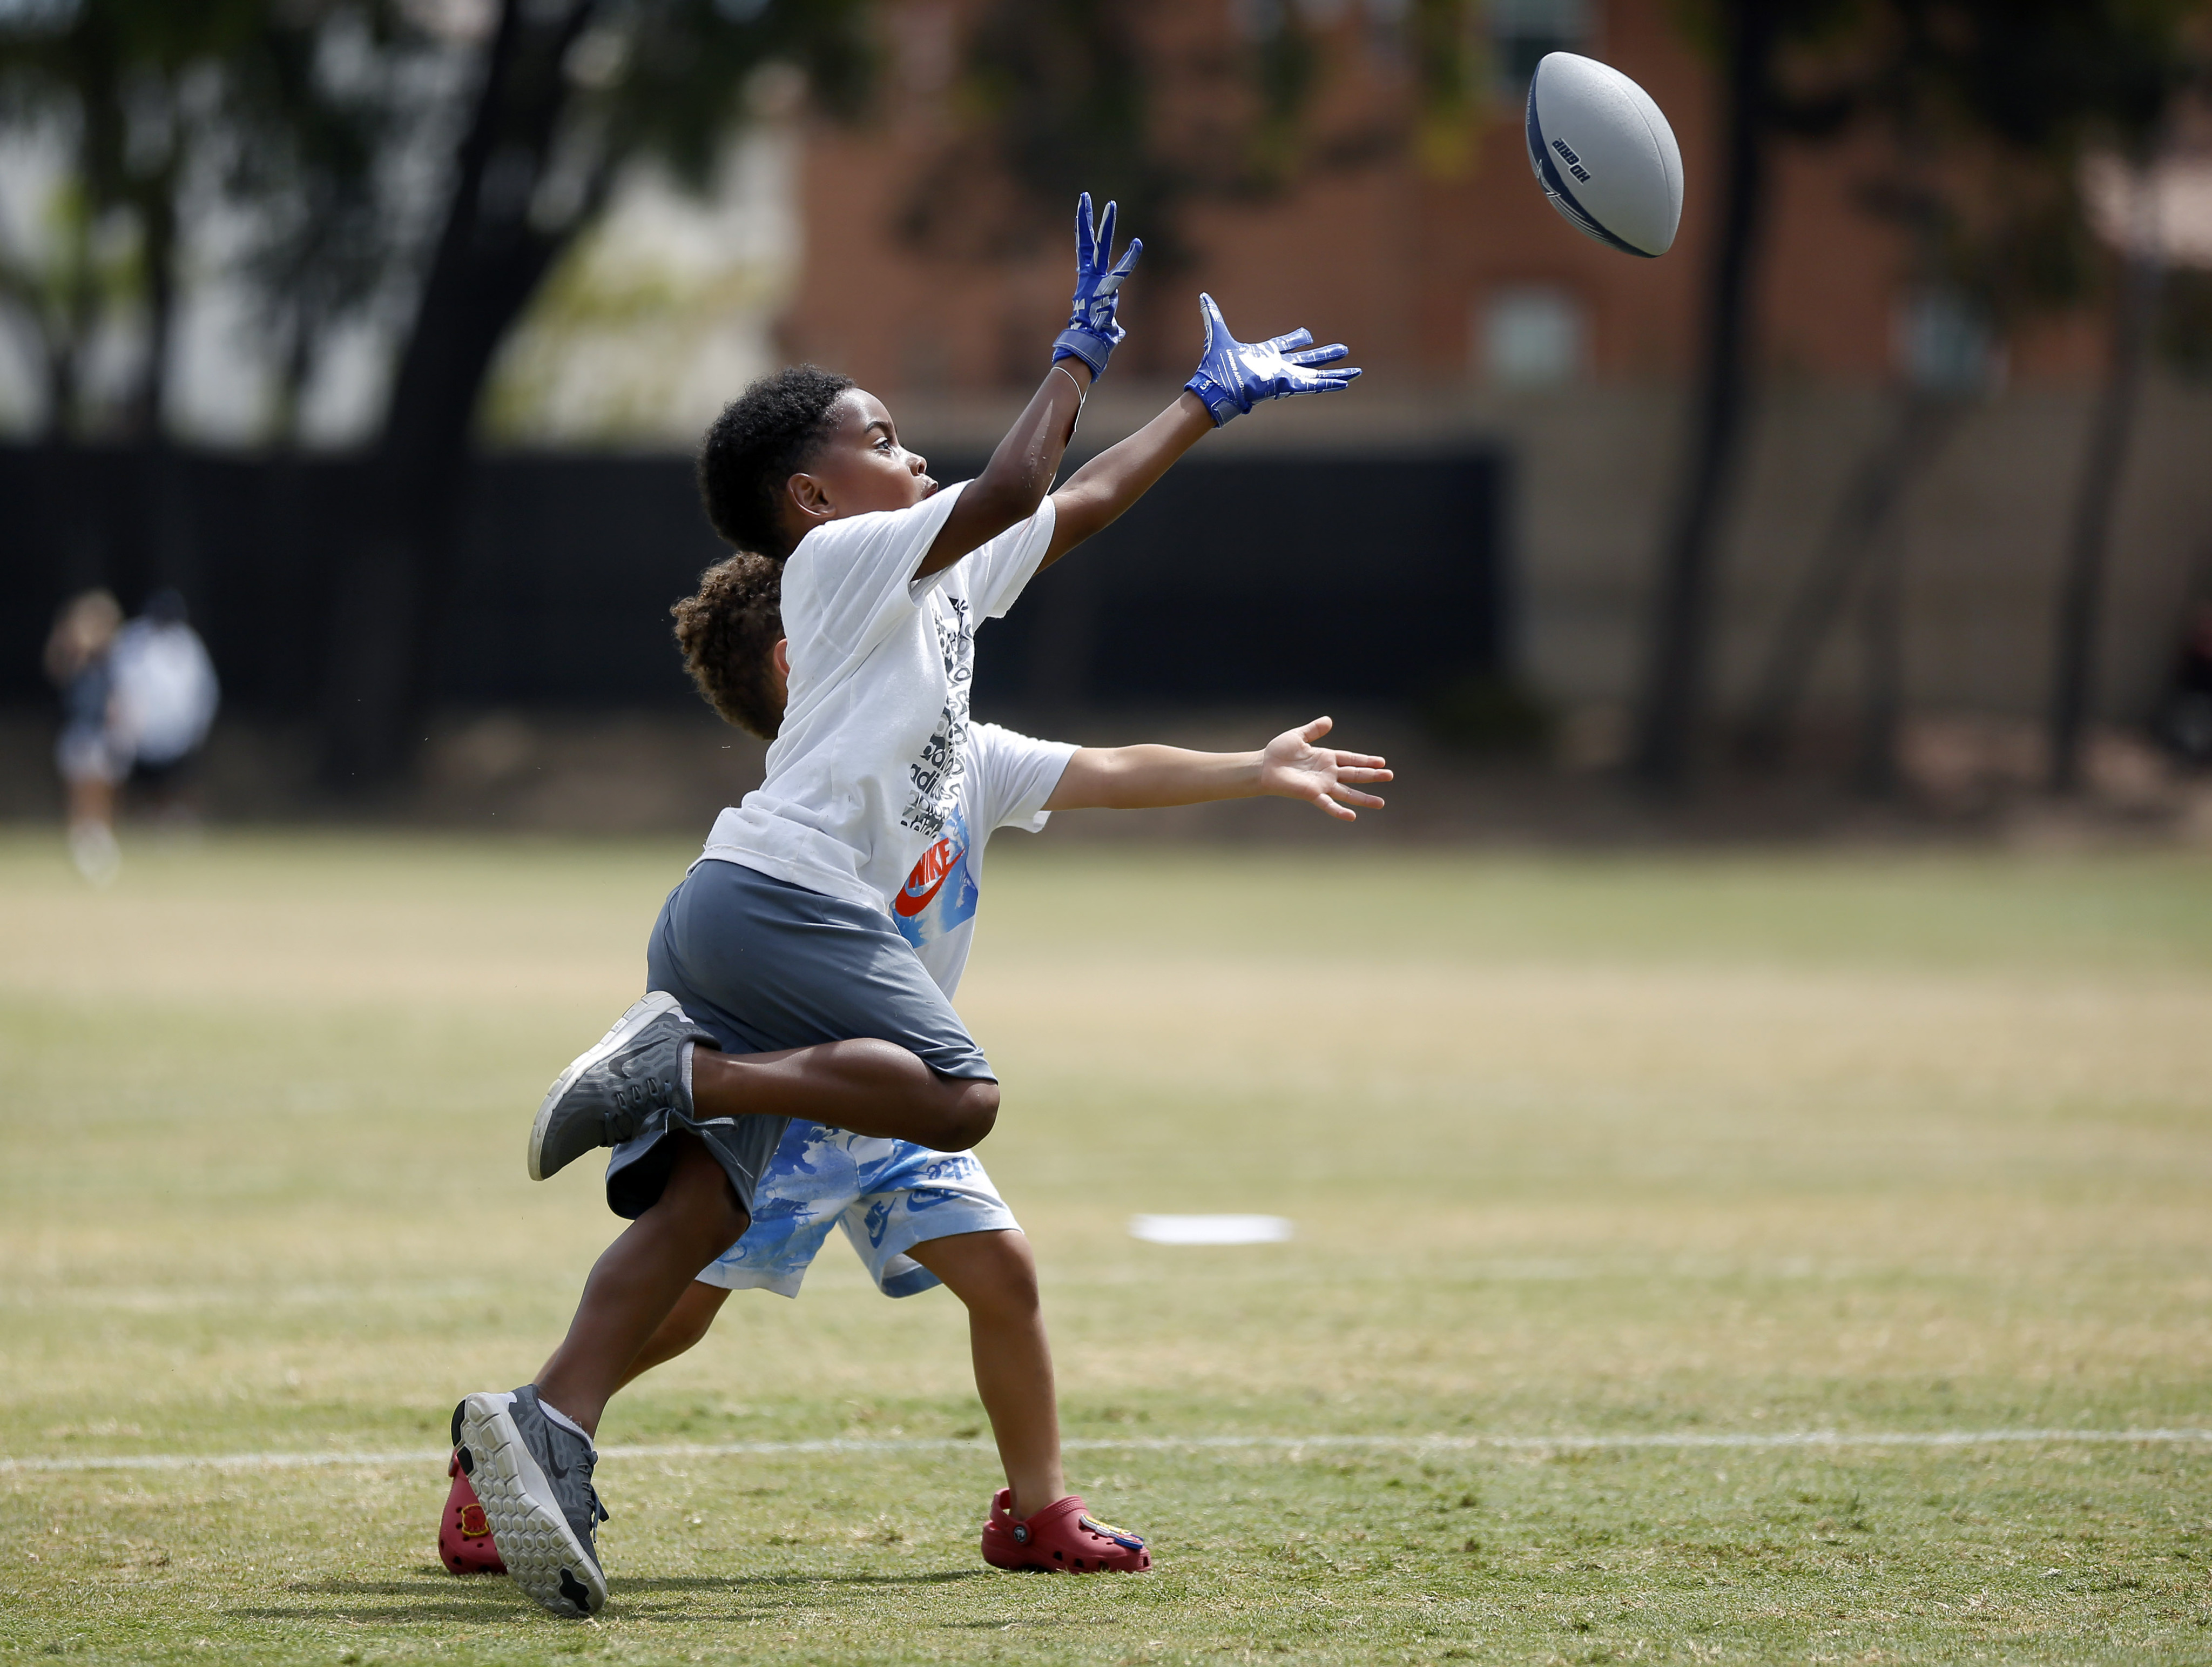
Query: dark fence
1 444 1509 715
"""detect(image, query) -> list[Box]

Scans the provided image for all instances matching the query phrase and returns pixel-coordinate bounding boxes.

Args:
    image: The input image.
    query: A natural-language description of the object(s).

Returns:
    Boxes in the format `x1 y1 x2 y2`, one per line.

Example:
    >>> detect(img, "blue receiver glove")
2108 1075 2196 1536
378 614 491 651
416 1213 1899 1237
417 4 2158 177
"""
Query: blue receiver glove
1182 293 1361 427
1051 192 1143 378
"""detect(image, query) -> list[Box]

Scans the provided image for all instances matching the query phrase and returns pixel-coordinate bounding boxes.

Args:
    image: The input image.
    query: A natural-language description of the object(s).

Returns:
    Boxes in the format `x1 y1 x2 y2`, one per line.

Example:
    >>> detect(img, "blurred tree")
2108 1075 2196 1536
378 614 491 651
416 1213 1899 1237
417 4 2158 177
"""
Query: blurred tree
2 1 871 785
0 2 264 442
320 0 873 789
0 1 385 620
1733 367 1976 788
1638 0 2204 795
1735 88 2095 788
1881 0 2202 796
218 9 393 446
1632 0 1858 793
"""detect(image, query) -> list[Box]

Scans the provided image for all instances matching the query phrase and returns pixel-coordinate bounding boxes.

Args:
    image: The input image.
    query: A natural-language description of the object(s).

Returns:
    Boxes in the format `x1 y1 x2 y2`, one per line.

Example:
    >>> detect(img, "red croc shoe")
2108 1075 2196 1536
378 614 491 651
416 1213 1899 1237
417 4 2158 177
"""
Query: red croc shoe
439 1450 507 1575
980 1488 1151 1572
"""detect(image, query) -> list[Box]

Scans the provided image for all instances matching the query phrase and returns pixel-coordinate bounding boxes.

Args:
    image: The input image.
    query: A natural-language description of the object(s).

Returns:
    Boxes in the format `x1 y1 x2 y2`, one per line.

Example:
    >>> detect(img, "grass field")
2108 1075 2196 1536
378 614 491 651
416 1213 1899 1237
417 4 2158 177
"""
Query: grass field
3 829 2210 1664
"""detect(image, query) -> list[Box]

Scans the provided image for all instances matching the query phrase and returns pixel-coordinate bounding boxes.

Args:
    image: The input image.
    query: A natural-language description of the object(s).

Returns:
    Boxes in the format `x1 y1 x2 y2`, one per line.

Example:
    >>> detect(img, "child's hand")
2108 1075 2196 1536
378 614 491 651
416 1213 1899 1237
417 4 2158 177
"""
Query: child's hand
1183 294 1360 427
1259 717 1391 821
1053 192 1143 377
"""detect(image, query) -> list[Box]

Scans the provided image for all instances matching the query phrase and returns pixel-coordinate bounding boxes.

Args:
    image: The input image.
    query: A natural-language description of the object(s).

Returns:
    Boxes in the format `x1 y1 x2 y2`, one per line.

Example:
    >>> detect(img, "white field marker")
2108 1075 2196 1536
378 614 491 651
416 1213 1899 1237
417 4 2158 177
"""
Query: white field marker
1129 1214 1294 1246
4 1428 2208 1475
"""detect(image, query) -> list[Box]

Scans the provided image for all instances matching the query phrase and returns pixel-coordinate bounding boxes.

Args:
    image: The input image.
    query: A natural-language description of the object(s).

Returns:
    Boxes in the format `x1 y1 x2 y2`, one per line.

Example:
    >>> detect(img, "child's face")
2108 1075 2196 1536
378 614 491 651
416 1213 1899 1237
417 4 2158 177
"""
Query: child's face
785 391 936 535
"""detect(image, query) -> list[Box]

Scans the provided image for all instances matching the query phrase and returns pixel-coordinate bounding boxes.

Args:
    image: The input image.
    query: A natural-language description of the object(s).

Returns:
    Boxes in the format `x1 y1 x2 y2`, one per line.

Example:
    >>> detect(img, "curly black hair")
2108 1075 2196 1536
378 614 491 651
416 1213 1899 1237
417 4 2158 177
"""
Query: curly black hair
695 365 855 558
671 552 785 738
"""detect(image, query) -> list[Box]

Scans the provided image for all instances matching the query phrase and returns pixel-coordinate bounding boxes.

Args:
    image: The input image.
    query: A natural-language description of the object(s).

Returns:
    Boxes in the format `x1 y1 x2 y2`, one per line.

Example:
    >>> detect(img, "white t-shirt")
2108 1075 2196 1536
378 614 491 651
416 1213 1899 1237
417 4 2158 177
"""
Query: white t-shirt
699 482 1056 912
888 721 1076 996
109 620 219 765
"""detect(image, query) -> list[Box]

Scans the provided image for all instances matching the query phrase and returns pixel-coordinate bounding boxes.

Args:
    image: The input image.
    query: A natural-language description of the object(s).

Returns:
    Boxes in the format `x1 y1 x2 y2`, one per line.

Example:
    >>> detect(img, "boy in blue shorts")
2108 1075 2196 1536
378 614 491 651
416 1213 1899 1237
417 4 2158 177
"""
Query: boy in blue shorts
451 194 1362 1617
439 553 1390 1583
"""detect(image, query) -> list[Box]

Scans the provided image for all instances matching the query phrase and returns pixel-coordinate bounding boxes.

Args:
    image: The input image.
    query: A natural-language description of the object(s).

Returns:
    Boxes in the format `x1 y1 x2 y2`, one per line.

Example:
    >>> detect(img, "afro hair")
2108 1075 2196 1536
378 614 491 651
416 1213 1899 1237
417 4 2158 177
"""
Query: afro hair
671 552 786 738
696 365 855 559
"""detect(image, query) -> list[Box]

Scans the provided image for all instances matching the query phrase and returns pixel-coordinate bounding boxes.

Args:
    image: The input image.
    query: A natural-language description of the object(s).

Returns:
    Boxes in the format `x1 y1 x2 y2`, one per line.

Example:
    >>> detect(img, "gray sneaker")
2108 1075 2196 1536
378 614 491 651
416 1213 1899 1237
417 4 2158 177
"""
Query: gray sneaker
527 992 717 1182
452 1387 610 1617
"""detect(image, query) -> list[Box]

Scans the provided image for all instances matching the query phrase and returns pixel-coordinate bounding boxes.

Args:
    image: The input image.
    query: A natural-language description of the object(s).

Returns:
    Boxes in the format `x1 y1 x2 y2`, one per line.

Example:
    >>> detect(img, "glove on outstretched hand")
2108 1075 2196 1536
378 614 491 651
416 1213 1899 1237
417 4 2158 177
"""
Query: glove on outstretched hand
1052 192 1143 377
1182 293 1360 427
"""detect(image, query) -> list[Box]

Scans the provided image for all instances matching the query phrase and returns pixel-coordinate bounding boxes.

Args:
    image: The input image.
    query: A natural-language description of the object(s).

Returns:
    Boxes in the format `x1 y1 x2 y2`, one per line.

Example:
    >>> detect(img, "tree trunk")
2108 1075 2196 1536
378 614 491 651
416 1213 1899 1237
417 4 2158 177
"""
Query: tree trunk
2047 247 2160 795
1737 393 1965 770
39 304 77 442
134 171 190 604
1630 0 1776 792
1855 511 1904 798
316 0 601 791
41 163 97 448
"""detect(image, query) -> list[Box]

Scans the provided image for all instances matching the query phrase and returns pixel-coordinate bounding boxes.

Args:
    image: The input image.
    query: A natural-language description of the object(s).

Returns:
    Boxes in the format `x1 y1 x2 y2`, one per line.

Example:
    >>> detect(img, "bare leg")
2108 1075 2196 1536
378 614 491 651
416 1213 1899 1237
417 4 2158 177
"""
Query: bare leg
562 1226 1067 1516
906 1230 1065 1519
615 1280 731 1390
690 1043 1000 1152
66 777 114 831
533 1135 746 1436
64 778 120 883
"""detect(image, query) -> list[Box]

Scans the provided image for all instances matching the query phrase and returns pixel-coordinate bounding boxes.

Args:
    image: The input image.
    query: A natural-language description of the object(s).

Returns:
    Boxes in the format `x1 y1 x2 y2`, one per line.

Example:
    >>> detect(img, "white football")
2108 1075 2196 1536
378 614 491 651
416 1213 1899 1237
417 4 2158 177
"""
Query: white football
1525 52 1684 258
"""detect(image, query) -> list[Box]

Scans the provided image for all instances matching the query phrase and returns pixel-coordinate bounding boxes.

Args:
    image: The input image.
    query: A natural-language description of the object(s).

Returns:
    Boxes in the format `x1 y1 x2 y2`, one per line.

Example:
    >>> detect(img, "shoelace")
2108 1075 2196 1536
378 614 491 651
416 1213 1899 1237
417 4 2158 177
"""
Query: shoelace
577 1454 610 1545
584 1448 608 1524
599 1071 676 1144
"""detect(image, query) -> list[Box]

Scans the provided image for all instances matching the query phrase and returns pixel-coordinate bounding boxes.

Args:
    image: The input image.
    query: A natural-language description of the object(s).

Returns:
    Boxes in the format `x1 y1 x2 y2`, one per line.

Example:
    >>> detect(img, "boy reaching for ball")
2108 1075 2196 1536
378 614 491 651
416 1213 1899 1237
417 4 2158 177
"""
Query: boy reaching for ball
451 193 1360 1618
440 552 1390 1582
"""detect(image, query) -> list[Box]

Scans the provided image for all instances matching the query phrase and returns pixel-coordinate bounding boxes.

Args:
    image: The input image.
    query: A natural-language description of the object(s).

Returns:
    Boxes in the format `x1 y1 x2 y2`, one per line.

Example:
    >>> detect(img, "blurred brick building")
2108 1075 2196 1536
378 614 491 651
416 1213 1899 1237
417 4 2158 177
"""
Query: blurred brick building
779 0 2103 399
774 0 2206 737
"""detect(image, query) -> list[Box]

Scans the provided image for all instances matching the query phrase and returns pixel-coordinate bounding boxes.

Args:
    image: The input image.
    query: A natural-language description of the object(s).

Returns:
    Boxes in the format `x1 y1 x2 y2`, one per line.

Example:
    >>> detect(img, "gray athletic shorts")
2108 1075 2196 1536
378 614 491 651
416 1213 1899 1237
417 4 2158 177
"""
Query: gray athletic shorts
604 856 995 1220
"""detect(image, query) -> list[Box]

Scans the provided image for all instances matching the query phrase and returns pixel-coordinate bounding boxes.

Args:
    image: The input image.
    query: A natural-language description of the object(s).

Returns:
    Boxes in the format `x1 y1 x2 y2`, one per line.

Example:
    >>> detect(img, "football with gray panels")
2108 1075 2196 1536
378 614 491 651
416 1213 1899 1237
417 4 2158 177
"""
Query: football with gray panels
1525 51 1683 259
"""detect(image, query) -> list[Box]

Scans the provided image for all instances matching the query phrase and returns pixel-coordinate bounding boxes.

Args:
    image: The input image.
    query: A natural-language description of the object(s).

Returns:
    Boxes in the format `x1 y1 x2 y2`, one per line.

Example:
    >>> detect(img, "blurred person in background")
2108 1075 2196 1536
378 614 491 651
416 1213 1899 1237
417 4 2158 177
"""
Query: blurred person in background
43 588 126 884
109 588 221 826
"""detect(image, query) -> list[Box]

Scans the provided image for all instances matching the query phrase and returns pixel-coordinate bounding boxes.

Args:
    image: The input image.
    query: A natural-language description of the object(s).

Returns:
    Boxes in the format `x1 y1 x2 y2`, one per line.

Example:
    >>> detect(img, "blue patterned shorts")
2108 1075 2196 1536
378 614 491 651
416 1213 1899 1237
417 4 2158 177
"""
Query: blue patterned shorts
697 1121 1019 1299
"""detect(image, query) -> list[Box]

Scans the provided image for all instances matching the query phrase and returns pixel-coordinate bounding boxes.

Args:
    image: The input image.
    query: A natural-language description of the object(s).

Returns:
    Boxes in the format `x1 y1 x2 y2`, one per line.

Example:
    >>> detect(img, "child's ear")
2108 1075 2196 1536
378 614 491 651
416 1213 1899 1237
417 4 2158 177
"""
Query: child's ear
773 639 790 679
786 471 830 521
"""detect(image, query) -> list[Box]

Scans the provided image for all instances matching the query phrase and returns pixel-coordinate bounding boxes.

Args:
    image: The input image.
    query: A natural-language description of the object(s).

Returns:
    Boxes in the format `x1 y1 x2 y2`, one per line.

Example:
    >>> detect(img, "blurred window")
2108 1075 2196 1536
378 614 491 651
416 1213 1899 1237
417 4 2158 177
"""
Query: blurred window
1481 286 1588 387
1489 0 1593 96
1892 287 2002 394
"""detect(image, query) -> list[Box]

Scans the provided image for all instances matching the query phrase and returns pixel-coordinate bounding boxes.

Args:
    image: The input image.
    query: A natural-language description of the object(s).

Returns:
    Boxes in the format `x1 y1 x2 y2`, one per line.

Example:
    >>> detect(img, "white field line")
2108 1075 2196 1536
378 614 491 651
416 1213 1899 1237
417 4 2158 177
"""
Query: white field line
4 1428 2208 1476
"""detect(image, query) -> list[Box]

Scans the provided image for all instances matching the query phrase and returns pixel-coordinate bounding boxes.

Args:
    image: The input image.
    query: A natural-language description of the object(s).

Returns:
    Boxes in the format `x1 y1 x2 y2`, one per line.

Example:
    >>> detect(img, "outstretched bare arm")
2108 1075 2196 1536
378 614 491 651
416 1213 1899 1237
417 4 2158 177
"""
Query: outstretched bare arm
919 193 1136 578
917 360 1091 579
1041 391 1213 567
1044 717 1391 822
